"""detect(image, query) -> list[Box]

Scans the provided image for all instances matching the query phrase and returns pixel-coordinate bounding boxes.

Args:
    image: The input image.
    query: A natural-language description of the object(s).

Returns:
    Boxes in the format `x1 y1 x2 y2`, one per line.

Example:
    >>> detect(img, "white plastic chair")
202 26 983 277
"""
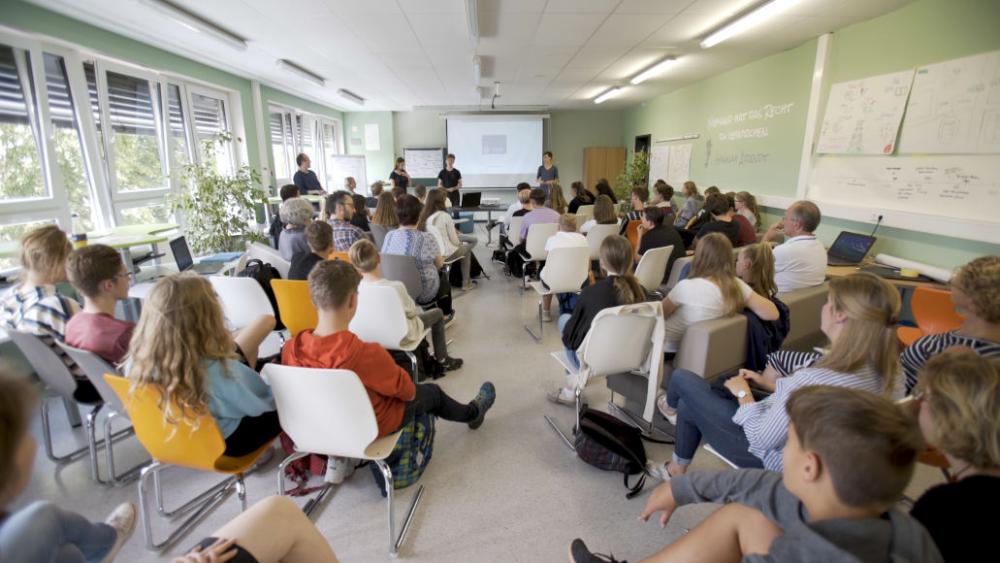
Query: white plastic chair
265 364 424 557
518 222 558 288
574 205 594 232
508 216 524 247
242 241 291 279
209 276 283 358
665 255 694 290
635 245 674 298
585 224 619 261
350 283 430 379
525 246 590 342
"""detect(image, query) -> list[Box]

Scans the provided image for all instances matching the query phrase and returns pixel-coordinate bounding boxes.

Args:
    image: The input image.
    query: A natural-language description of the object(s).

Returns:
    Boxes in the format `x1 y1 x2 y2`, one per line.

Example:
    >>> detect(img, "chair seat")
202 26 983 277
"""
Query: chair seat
213 439 275 474
363 430 404 461
529 280 552 296
896 326 922 347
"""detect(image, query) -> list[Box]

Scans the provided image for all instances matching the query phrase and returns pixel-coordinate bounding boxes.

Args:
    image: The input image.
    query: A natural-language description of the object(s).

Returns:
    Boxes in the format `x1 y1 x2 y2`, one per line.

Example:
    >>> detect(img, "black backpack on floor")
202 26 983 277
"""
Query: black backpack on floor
238 258 285 330
574 406 649 499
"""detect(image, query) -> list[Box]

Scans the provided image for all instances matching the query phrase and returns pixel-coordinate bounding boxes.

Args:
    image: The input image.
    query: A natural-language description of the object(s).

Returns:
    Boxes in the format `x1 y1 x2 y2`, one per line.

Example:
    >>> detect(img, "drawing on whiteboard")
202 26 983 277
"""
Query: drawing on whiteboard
667 144 692 186
816 69 914 155
648 145 670 188
402 148 444 178
899 49 1000 154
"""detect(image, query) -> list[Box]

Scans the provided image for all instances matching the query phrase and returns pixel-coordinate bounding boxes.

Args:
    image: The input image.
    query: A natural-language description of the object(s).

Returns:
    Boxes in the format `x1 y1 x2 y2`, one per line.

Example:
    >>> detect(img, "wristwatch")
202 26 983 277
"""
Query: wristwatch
736 389 748 399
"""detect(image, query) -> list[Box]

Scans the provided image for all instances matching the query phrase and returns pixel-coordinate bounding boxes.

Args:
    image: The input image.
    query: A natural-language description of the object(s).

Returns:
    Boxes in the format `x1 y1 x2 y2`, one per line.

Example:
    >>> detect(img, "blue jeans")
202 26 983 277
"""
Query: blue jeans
558 313 580 372
0 501 116 563
667 369 764 469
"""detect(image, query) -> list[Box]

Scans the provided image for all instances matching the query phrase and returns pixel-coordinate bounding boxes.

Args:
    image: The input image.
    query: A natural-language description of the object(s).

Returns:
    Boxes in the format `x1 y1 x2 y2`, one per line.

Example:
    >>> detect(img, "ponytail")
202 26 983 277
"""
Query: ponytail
599 235 646 305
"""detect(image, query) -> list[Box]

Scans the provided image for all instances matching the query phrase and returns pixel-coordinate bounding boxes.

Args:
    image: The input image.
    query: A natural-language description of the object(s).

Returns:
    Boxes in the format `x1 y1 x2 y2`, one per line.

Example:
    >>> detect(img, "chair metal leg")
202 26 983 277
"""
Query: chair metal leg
138 462 237 551
153 465 236 519
63 397 83 427
524 299 543 342
404 351 420 382
276 451 334 518
86 404 103 482
607 401 675 444
41 398 92 463
236 476 247 511
376 459 424 558
103 411 144 485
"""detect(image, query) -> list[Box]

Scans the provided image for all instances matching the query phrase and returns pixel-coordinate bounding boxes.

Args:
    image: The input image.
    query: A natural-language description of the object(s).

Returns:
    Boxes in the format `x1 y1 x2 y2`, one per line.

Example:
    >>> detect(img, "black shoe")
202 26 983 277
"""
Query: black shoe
441 357 463 371
569 539 626 563
468 382 496 430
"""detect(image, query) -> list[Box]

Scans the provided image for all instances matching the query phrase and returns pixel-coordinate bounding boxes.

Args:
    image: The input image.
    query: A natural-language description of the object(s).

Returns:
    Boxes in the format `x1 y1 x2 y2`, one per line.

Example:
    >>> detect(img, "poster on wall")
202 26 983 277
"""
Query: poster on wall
816 69 914 155
666 144 693 186
364 123 381 151
648 145 669 188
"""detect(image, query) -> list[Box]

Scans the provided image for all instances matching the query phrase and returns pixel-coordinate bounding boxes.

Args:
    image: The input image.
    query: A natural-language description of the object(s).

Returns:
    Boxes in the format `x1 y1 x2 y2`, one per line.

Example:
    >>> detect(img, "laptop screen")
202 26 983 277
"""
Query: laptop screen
829 231 876 263
169 236 194 271
461 192 481 208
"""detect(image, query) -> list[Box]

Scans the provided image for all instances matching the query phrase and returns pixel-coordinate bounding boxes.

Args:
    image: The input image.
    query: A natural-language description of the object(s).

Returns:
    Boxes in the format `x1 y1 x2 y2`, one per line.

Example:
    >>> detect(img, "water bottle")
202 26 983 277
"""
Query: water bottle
70 213 88 249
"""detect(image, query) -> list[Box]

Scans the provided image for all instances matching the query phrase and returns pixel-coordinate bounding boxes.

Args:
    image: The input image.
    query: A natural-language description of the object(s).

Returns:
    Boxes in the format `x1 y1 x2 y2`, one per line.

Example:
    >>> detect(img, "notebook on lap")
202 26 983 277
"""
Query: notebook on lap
169 236 224 275
826 231 877 267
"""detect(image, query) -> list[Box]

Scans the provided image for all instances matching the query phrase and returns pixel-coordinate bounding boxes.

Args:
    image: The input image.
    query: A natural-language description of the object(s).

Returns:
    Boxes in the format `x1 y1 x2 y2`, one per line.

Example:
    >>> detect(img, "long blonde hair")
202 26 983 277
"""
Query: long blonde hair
372 192 399 228
599 235 646 305
815 273 901 394
739 243 777 297
547 182 568 214
689 233 743 316
126 273 236 423
593 194 617 224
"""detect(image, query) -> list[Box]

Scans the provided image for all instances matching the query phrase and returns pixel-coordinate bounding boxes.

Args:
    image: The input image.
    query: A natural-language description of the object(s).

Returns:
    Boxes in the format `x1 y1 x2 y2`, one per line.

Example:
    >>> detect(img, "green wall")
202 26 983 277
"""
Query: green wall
344 111 395 187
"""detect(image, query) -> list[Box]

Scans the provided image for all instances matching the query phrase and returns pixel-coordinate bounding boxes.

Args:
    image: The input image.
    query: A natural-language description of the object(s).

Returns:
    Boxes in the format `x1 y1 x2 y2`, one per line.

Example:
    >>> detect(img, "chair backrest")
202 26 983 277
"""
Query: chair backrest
508 216 524 246
575 204 594 216
912 287 962 336
575 205 594 232
781 282 829 353
625 220 641 251
349 283 408 350
104 374 225 469
245 241 291 279
586 224 619 261
7 331 79 398
539 246 591 291
635 245 673 292
57 342 124 411
209 276 275 330
380 253 424 301
524 223 558 260
262 364 380 459
580 305 657 376
270 279 317 336
370 224 390 250
665 255 694 289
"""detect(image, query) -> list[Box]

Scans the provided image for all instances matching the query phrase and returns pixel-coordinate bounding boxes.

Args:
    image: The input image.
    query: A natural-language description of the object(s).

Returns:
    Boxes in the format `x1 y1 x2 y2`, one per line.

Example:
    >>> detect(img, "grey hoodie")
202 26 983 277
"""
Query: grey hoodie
671 469 942 563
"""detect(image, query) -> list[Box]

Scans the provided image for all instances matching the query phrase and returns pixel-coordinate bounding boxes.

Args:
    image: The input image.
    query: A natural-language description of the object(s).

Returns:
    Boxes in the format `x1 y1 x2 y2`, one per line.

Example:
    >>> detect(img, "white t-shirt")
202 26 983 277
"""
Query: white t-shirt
545 231 587 252
503 201 522 225
579 219 597 234
773 235 827 294
664 277 753 353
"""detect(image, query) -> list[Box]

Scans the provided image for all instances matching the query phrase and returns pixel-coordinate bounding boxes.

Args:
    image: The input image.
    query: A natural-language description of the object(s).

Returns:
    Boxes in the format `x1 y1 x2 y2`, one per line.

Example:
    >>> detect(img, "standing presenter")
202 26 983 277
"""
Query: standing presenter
536 151 558 196
437 153 463 210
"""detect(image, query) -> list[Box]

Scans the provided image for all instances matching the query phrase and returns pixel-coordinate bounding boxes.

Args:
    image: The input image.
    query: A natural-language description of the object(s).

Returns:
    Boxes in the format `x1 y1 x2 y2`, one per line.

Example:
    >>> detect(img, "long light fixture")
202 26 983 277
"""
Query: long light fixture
466 0 480 46
700 0 802 49
338 89 366 106
472 55 482 85
138 0 247 51
276 59 325 87
594 87 622 105
630 56 678 85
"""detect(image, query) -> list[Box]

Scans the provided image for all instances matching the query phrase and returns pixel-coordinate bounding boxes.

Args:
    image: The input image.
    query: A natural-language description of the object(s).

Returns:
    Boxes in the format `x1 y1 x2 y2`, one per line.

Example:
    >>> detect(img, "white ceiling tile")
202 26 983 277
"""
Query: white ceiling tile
545 0 619 14
405 12 470 46
566 45 632 69
399 0 465 14
615 0 693 14
587 14 673 46
531 14 607 46
479 0 547 13
328 0 402 14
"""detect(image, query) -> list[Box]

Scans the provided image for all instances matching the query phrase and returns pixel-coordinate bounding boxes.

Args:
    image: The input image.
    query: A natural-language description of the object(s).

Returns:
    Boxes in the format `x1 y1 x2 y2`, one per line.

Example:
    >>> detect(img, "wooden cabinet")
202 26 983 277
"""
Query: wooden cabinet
583 147 626 193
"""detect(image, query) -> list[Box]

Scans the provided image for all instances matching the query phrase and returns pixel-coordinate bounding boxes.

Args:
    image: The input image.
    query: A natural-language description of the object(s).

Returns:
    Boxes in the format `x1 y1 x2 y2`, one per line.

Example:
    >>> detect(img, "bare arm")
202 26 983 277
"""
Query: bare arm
746 292 779 321
233 314 277 369
661 296 679 318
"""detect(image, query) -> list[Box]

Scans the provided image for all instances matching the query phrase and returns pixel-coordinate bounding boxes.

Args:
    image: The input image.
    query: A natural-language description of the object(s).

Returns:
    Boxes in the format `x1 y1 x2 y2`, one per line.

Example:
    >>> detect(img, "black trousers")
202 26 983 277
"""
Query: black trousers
223 411 281 457
396 383 475 431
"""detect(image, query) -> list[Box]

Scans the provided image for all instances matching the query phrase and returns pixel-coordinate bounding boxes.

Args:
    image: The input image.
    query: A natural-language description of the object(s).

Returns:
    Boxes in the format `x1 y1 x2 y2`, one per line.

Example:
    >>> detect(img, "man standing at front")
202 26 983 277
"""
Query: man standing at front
437 153 463 211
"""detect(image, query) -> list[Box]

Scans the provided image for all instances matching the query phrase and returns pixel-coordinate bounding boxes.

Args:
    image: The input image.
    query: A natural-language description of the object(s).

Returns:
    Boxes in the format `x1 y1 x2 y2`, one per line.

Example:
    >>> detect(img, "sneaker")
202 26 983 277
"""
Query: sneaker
444 312 456 326
468 381 497 430
656 394 677 426
646 460 672 482
324 456 355 485
441 356 464 372
541 307 552 322
546 387 576 407
100 502 137 563
569 538 626 563
462 282 476 291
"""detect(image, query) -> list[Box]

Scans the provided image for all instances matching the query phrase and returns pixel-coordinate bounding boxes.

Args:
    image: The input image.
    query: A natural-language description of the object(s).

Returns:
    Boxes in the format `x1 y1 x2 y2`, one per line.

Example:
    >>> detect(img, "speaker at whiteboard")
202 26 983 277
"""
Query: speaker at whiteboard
326 155 368 194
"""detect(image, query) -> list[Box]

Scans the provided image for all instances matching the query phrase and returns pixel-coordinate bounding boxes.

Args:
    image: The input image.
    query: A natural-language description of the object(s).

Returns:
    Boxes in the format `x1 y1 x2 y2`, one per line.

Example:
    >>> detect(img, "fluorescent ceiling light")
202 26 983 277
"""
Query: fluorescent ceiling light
276 59 325 87
338 89 365 106
630 57 678 85
594 87 622 105
700 0 801 49
466 0 480 46
138 0 247 51
472 55 482 85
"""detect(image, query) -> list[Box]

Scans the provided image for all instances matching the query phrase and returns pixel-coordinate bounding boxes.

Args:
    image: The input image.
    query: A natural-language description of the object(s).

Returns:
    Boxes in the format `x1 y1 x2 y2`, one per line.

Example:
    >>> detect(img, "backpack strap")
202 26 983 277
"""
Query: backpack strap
624 472 646 499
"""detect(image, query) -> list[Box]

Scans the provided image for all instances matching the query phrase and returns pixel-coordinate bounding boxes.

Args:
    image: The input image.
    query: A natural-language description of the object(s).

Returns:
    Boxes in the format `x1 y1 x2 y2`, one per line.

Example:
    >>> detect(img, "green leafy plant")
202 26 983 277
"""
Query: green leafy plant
170 132 266 253
613 149 650 212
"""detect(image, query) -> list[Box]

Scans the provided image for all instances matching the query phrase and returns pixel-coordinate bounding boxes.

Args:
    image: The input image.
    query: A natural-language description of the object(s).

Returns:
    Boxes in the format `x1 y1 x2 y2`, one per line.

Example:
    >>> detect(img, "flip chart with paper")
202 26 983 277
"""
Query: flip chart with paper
816 70 914 155
327 155 368 195
403 148 444 179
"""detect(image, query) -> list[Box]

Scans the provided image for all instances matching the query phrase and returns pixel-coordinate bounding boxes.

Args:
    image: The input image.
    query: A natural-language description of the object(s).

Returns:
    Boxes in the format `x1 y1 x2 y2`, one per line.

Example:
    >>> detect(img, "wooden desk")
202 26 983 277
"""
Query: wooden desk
826 265 948 289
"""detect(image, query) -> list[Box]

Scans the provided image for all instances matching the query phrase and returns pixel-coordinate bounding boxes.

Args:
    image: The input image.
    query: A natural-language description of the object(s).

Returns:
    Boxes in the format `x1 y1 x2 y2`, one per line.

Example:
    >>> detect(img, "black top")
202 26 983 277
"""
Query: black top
568 193 595 214
389 170 409 189
288 252 324 280
365 196 378 208
561 277 621 351
293 170 323 193
512 208 530 218
437 168 462 188
696 219 740 246
268 217 284 248
638 225 686 284
911 475 1000 563
350 212 370 232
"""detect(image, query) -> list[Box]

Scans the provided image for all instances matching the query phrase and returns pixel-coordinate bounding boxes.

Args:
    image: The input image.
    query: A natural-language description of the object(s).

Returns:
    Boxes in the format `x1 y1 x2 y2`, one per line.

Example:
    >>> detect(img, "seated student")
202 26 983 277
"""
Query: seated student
382 195 453 316
323 190 366 252
519 187 560 241
683 185 721 234
651 180 674 212
619 186 649 234
635 206 685 285
64 244 134 365
910 352 1000 562
693 192 740 248
540 214 588 321
571 385 941 563
172 496 339 563
654 272 900 479
567 181 595 214
390 184 406 200
547 181 568 215
901 255 1000 393
414 184 428 205
548 236 646 406
579 194 617 234
494 183 532 252
726 192 757 247
762 200 826 294
673 181 702 228
126 274 280 457
350 239 462 371
736 243 790 370
281 260 496 437
278 197 314 262
288 222 332 281
661 233 779 356
350 193 370 232
0 225 95 401
0 372 137 563
366 181 383 208
735 190 761 231
269 184 299 248
371 191 400 231
594 178 617 204
420 189 476 291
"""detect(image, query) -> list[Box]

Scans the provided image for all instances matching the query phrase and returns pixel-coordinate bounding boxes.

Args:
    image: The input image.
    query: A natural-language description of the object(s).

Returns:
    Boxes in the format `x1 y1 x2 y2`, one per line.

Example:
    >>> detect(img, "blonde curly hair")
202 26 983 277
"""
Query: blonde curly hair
951 256 1000 323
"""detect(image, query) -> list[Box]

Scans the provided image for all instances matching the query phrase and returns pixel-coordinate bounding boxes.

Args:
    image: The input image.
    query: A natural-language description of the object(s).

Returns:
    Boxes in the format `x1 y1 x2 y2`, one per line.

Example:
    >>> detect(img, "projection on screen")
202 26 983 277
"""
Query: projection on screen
446 116 543 187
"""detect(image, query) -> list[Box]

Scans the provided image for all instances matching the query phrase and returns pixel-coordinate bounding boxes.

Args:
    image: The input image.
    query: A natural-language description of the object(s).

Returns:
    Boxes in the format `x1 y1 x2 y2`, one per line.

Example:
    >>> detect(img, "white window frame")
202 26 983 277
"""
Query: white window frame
268 104 343 189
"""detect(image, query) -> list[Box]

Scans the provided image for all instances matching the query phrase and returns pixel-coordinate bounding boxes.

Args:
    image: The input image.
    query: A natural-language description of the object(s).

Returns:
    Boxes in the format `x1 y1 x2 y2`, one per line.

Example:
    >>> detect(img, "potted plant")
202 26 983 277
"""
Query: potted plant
613 150 650 212
170 133 267 254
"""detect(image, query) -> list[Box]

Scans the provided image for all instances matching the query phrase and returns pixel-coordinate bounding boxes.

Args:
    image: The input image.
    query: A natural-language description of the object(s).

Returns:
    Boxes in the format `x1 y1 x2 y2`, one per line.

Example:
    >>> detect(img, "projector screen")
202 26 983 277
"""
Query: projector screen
446 115 544 187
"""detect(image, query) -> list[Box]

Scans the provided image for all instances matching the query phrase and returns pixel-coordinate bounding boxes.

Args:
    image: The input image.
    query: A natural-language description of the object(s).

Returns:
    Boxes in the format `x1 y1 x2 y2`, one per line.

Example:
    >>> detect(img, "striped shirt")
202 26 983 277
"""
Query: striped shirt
1 284 83 377
901 331 1000 394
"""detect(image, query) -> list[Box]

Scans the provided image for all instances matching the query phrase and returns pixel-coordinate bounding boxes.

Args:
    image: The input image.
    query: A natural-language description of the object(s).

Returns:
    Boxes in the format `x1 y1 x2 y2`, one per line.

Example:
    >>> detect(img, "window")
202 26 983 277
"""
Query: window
105 70 167 192
166 83 191 172
296 114 315 169
321 120 339 188
0 44 46 202
0 219 54 270
118 203 170 226
191 90 232 176
269 111 288 180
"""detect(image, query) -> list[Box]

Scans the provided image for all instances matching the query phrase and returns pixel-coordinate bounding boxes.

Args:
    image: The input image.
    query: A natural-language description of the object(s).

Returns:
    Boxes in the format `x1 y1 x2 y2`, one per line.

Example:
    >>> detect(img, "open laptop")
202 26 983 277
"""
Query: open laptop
169 236 225 275
460 191 482 208
827 231 877 266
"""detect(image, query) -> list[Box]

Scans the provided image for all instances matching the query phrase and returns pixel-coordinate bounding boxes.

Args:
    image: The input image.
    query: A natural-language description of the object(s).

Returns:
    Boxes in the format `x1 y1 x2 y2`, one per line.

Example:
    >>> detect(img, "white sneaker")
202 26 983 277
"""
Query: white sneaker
541 304 552 322
100 502 137 563
646 461 672 482
656 394 677 426
324 456 356 485
546 387 576 407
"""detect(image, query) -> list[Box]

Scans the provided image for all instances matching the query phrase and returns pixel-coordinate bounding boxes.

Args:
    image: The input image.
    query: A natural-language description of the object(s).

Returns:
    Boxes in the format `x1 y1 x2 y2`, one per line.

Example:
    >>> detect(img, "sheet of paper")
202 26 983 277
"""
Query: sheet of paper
816 69 914 155
666 143 692 186
364 123 380 151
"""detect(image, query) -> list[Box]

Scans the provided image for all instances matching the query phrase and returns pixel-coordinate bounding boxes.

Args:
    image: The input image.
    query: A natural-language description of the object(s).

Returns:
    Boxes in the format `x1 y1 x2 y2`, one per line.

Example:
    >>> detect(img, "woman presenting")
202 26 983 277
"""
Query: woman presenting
536 151 558 195
389 157 411 191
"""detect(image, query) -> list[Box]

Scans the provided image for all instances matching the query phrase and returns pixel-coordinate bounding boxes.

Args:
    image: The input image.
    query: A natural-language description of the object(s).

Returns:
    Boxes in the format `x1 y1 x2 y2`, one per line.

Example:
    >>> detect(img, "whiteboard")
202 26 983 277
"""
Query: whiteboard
666 144 693 187
326 155 368 195
816 69 914 155
648 145 669 188
899 49 1000 154
403 148 444 179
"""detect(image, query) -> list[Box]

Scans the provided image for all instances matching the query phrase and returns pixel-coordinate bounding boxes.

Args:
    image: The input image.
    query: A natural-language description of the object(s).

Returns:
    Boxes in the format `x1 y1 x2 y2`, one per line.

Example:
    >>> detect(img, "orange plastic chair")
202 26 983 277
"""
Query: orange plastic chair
625 219 641 252
329 251 351 263
897 287 962 347
104 374 272 551
270 279 318 337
